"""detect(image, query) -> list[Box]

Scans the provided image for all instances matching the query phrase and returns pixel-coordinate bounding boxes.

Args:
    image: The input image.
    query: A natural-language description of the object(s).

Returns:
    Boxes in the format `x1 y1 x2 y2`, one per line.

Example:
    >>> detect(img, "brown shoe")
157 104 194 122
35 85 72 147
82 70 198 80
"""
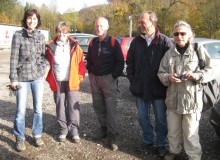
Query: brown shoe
72 138 81 144
72 135 81 144
34 137 44 147
58 135 66 142
164 152 177 160
15 136 26 152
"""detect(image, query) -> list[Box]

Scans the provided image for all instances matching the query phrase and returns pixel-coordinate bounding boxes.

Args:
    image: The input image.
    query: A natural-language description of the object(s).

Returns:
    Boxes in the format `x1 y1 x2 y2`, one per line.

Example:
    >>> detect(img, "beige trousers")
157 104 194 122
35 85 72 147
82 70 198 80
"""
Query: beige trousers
167 110 202 160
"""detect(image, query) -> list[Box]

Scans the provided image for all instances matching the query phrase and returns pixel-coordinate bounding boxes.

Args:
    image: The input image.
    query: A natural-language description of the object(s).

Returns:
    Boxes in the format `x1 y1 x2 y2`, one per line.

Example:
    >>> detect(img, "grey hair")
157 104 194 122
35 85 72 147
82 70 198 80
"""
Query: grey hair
173 20 194 43
55 21 70 33
140 11 158 24
95 17 109 29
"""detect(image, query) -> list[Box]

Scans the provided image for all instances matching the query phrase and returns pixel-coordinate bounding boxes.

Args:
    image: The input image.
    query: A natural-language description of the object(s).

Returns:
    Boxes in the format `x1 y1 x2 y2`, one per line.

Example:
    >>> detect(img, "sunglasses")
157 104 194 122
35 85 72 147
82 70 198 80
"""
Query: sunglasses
173 32 187 36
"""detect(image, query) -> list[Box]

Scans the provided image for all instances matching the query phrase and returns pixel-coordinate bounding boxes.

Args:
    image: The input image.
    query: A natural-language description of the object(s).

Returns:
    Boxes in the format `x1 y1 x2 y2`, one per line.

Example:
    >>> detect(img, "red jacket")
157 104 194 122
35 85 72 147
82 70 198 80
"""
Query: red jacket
46 36 86 91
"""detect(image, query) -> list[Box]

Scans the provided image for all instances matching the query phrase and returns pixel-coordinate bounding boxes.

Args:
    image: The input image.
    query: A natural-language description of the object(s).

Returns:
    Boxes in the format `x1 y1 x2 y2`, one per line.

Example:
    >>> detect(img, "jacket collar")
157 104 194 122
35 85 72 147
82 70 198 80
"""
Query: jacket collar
94 34 110 43
47 36 77 54
23 28 39 37
139 28 161 45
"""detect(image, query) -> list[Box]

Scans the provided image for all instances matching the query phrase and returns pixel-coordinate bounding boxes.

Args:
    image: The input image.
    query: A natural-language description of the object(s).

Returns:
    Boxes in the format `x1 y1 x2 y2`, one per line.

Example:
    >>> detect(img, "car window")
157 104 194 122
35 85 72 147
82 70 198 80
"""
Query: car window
204 42 220 59
75 37 90 45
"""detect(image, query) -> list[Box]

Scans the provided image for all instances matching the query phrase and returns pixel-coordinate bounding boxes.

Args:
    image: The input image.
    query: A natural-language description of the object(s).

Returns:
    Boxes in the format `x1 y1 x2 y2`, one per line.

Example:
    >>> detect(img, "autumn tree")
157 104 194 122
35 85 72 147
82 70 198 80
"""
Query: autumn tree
0 12 10 23
62 11 83 33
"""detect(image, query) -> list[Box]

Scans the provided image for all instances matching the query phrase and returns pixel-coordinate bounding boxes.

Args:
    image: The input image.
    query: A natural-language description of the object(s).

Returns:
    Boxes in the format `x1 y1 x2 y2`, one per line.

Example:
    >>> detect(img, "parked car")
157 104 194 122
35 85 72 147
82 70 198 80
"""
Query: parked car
116 37 134 76
193 38 220 138
193 38 220 83
69 33 96 64
69 33 96 55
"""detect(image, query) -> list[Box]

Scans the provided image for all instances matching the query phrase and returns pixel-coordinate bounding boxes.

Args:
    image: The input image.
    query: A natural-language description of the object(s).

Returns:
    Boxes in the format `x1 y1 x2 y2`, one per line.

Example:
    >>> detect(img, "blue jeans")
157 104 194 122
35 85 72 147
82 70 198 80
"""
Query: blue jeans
136 97 167 147
13 77 45 139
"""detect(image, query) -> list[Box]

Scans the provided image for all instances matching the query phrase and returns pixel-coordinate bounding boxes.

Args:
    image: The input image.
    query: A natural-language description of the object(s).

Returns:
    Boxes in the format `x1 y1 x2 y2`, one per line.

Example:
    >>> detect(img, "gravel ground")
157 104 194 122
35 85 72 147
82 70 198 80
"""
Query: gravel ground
0 49 220 160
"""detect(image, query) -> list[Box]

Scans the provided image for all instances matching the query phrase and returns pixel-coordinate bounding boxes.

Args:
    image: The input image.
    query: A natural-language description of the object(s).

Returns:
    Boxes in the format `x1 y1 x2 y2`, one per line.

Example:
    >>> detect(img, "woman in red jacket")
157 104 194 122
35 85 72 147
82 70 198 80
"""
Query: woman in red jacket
46 21 86 143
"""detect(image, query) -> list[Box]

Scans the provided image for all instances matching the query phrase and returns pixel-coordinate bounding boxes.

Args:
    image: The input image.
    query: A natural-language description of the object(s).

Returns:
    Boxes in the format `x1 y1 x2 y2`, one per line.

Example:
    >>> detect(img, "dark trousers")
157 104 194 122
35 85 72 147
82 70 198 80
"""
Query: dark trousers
54 81 80 137
89 73 118 134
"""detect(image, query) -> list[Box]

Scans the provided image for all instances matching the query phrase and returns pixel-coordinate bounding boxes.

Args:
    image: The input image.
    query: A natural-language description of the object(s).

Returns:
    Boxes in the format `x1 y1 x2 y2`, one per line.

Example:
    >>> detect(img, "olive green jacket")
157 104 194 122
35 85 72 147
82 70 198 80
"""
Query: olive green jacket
158 43 214 114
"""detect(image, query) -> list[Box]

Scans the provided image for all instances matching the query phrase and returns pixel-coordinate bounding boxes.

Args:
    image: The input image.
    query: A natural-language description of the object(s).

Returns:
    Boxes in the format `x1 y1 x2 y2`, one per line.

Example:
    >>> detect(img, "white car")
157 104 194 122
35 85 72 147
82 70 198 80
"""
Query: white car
194 38 220 138
193 38 220 83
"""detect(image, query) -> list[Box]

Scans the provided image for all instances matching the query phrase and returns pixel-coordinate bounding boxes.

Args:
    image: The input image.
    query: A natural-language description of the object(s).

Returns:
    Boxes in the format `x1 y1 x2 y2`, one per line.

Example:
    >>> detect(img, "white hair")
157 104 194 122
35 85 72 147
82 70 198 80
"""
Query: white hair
95 17 109 30
173 20 194 43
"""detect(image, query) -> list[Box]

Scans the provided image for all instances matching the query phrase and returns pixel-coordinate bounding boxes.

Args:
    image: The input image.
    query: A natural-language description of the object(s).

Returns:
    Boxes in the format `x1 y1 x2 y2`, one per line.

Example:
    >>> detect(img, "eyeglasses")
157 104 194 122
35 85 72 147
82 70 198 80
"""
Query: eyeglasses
173 32 187 36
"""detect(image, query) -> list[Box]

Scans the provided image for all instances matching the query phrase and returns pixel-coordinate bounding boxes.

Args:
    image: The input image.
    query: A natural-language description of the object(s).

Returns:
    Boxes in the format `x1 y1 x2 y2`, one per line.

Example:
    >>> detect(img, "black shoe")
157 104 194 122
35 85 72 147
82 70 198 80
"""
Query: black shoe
135 142 154 153
107 133 119 151
92 126 107 140
15 136 26 152
157 146 169 157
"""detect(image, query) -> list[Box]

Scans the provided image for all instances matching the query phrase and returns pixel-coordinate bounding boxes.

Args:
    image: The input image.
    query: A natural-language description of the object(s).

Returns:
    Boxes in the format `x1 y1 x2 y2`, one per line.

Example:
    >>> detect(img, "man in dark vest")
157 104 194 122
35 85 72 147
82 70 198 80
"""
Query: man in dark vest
86 17 124 151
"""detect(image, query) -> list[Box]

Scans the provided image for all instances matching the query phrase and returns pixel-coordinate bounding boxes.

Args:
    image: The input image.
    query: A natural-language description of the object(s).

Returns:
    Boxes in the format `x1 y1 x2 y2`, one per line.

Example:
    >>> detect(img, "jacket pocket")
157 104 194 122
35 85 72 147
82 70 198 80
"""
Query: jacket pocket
130 76 143 96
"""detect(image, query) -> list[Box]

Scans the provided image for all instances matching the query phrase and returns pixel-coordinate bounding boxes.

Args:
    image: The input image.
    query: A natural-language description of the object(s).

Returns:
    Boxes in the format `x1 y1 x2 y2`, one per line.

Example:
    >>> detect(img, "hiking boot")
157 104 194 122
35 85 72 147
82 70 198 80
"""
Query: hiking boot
34 137 44 147
164 152 177 160
135 142 154 153
107 133 118 151
15 136 26 152
58 135 66 142
157 146 169 157
92 126 107 140
164 152 185 160
72 136 81 144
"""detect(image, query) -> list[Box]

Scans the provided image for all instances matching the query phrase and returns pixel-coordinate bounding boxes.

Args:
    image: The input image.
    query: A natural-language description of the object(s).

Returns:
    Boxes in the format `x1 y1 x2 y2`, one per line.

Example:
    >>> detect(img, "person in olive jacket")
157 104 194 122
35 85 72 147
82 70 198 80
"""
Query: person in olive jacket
158 20 213 160
126 11 173 157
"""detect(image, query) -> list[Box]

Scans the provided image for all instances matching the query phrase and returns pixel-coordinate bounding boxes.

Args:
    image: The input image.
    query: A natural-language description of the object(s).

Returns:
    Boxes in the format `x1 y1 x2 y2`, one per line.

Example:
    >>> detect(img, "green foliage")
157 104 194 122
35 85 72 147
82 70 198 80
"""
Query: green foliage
0 0 22 25
62 12 83 33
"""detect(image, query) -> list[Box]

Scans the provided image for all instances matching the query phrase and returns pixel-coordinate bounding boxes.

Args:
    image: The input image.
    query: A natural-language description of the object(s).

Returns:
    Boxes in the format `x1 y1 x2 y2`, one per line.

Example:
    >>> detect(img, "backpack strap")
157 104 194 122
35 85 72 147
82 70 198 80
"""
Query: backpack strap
90 37 115 47
111 37 115 47
89 38 94 47
194 43 205 69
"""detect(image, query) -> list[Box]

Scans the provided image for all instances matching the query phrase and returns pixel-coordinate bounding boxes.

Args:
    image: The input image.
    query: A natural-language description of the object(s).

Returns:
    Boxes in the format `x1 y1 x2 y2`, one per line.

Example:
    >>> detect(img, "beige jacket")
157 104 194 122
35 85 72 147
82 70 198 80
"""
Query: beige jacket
158 43 214 114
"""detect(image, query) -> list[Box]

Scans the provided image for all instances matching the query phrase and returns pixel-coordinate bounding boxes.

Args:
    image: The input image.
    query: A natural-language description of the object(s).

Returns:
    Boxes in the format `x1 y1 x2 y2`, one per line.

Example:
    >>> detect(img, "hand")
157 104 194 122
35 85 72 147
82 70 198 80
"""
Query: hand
182 71 195 80
11 81 18 90
168 74 182 83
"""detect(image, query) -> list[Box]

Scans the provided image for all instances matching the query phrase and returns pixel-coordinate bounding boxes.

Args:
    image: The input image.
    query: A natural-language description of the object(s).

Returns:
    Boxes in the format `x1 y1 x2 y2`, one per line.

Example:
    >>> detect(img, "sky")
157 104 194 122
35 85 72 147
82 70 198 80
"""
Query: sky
18 0 108 13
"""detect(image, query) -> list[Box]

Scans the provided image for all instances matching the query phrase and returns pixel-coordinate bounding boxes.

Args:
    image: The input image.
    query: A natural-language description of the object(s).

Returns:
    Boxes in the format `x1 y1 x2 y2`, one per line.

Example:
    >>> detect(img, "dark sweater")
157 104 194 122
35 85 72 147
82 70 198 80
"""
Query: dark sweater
86 35 124 78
